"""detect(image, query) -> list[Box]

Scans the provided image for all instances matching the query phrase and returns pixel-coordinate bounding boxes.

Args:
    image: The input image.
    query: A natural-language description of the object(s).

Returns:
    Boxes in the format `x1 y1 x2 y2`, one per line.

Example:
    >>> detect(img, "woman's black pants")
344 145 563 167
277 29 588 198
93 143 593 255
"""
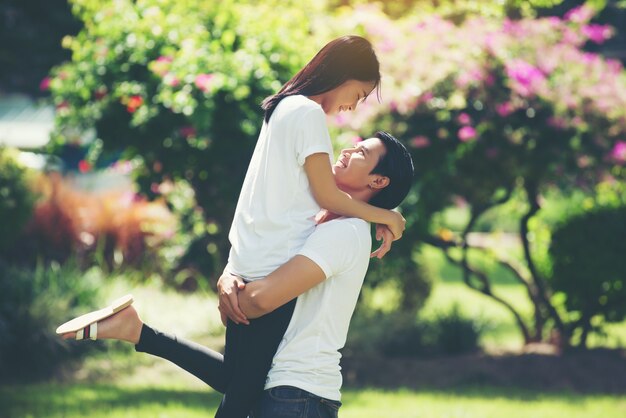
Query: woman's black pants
135 298 296 418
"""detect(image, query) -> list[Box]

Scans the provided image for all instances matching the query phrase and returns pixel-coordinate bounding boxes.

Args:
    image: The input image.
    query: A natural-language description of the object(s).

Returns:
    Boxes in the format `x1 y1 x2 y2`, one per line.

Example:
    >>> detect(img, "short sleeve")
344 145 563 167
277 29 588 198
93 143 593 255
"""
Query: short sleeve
294 107 333 166
297 219 369 279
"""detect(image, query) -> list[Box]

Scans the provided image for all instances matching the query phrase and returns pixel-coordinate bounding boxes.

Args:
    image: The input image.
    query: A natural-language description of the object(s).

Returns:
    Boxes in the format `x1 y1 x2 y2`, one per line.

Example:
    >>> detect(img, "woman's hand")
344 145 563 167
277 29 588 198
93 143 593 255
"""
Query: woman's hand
386 210 406 240
217 271 249 325
370 224 394 259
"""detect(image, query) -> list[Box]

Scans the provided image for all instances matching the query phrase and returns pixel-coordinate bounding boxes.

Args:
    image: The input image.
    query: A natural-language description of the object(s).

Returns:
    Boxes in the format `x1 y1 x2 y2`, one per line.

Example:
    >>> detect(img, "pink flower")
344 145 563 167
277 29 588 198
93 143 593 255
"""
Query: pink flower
94 87 108 100
179 125 196 138
564 5 595 24
577 155 591 168
379 39 396 52
111 160 134 174
505 60 546 97
457 113 471 125
562 27 584 45
351 136 363 145
78 160 92 173
458 126 476 142
456 69 484 89
417 92 433 105
163 73 180 87
410 136 430 148
151 56 173 77
195 73 215 93
40 77 51 91
582 24 613 44
546 17 562 28
486 147 499 159
334 113 347 125
606 59 623 75
496 102 514 117
610 141 626 163
548 117 567 130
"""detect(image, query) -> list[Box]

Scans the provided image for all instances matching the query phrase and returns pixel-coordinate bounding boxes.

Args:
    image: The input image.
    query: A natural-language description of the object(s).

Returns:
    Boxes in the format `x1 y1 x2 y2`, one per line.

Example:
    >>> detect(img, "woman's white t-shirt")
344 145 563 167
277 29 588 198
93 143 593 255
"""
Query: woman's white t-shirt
226 95 333 280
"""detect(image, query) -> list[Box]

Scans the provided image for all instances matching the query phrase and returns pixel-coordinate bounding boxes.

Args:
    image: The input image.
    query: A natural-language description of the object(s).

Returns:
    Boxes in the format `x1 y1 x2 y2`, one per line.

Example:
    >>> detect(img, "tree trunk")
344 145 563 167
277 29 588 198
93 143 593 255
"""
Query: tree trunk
520 181 568 343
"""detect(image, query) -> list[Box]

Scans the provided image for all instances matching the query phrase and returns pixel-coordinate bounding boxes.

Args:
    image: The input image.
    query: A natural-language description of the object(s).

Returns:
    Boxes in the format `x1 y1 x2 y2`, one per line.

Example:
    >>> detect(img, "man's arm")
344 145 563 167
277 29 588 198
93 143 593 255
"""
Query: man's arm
238 255 326 319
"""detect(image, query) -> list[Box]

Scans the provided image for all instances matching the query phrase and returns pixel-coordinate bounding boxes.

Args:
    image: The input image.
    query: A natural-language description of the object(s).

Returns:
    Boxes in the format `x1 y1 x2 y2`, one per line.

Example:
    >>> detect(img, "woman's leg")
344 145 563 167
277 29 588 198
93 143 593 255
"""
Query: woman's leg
215 298 297 418
61 305 230 393
135 323 229 393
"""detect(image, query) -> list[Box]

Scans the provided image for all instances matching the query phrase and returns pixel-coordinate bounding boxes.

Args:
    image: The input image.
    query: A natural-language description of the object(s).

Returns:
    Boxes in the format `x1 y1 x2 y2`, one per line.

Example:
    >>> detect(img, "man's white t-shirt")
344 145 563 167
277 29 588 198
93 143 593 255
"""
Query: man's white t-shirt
264 217 372 401
226 95 333 280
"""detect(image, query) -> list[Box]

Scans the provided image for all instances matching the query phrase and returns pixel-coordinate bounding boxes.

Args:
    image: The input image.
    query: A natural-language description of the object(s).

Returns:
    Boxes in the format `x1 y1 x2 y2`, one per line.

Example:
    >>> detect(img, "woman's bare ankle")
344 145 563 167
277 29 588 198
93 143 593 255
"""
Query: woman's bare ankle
97 305 143 344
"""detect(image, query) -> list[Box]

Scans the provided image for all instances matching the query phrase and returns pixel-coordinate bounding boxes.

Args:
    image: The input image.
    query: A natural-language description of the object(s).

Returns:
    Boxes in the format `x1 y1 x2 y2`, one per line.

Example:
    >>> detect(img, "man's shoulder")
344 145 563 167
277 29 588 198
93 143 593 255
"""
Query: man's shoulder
316 217 370 242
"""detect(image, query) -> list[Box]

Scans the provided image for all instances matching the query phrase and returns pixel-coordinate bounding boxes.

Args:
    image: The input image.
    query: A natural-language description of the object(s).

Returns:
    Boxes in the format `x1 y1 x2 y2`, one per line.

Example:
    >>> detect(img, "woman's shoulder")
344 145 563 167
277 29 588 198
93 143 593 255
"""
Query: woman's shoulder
274 95 323 120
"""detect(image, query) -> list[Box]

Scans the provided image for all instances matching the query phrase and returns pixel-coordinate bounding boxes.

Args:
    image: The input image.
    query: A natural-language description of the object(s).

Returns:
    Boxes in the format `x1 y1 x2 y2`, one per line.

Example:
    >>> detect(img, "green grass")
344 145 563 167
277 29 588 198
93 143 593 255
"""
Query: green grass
342 388 626 418
1 384 624 418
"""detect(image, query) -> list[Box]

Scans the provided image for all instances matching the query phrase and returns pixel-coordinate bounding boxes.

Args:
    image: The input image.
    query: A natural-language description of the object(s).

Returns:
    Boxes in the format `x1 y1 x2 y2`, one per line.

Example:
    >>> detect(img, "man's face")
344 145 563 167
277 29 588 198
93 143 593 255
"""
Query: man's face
332 137 386 192
321 80 376 115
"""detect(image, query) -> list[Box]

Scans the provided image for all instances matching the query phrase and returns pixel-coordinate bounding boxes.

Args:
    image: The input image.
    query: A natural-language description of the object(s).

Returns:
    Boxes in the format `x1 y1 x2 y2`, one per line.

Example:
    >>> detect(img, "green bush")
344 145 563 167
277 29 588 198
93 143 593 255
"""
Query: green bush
0 260 103 381
0 148 37 255
346 305 482 358
433 304 482 355
549 206 626 347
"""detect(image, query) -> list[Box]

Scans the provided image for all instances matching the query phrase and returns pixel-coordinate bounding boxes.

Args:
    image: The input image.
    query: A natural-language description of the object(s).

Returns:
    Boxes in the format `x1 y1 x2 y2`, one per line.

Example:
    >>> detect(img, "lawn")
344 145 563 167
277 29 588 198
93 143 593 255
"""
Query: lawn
1 383 624 418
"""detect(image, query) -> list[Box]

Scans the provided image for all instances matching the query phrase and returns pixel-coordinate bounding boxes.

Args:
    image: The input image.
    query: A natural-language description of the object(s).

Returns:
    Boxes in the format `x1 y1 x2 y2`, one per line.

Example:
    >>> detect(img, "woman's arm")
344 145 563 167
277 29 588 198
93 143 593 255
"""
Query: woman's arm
238 255 326 319
304 153 405 239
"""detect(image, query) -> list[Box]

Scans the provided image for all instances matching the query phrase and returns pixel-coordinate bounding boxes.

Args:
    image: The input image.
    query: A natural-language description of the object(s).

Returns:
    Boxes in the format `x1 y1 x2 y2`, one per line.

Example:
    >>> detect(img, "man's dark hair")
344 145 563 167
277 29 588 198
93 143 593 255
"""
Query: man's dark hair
261 35 381 123
369 131 414 209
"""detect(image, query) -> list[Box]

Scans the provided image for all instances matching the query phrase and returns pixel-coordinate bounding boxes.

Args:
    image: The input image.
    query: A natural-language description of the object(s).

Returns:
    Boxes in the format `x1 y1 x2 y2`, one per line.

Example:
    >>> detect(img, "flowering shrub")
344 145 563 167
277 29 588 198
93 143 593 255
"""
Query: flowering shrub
332 5 626 346
17 173 177 269
338 5 625 195
49 0 323 278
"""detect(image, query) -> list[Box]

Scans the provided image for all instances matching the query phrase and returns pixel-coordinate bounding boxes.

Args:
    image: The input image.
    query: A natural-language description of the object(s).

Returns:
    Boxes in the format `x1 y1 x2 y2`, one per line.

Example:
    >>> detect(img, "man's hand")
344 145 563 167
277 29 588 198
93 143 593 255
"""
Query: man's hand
370 224 394 259
217 271 249 325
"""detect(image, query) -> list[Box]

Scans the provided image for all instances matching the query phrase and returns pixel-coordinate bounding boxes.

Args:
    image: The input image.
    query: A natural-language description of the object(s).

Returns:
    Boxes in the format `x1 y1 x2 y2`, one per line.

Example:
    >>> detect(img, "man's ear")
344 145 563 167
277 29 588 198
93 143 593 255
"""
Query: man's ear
369 175 390 190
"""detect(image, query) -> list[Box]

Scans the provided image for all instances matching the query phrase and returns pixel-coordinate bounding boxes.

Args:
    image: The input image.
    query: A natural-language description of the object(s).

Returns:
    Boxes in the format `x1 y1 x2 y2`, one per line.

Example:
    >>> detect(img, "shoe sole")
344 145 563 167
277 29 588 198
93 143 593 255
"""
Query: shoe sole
56 294 134 335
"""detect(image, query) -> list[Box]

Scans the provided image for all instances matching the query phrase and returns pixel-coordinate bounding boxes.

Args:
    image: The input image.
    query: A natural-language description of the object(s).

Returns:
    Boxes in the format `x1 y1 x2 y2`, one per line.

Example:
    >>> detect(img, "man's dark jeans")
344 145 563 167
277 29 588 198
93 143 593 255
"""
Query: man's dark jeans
254 386 341 418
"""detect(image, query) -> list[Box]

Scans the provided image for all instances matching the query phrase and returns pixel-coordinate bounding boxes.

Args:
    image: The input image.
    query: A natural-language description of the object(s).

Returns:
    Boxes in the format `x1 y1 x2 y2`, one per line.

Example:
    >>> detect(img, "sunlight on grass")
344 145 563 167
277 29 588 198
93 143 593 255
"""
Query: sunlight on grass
340 388 626 418
421 281 531 350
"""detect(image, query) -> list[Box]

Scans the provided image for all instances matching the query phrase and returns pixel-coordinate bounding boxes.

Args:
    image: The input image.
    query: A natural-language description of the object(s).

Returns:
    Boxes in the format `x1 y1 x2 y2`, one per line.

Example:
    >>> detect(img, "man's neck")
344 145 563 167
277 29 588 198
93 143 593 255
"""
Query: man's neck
317 188 374 224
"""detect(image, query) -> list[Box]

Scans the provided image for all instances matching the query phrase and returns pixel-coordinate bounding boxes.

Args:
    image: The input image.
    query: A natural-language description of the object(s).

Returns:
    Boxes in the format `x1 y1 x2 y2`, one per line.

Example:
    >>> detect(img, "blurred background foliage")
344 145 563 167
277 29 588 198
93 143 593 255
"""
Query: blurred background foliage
0 0 625 381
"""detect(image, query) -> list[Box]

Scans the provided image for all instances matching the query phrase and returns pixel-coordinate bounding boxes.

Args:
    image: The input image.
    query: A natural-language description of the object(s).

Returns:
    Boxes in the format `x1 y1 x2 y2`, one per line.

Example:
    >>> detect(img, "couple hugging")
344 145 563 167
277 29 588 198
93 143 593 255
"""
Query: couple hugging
57 35 415 418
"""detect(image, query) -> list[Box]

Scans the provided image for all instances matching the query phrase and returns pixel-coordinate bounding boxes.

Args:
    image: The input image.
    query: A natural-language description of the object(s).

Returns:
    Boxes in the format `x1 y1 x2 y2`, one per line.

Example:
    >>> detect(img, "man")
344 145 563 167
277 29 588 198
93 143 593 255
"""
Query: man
218 131 415 417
